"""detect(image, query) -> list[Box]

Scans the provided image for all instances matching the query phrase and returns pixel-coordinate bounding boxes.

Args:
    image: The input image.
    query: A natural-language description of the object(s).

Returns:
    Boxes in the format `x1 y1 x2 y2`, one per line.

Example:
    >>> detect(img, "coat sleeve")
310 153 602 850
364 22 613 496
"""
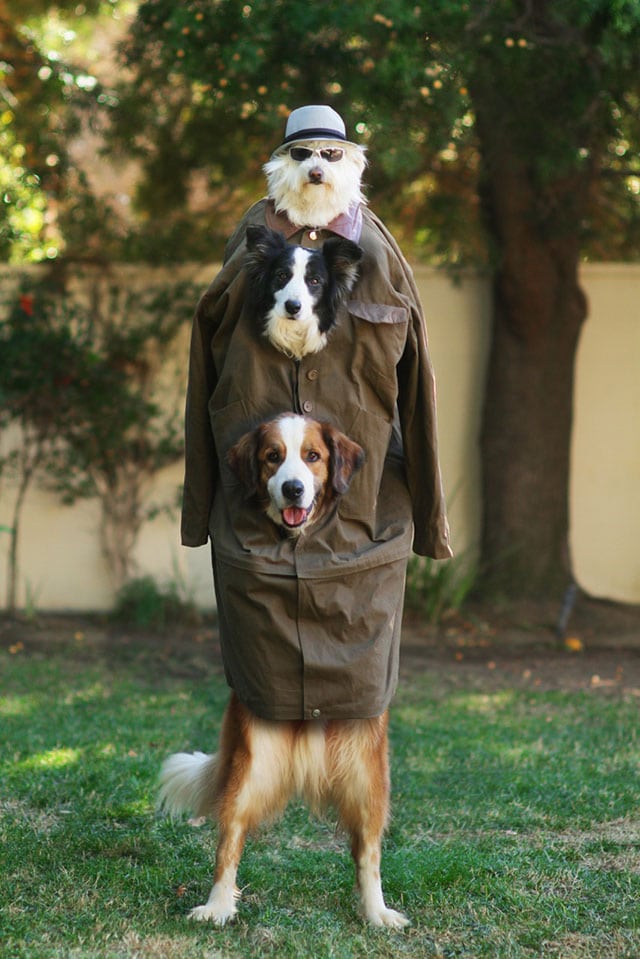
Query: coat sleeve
181 259 244 546
181 282 224 546
181 201 269 546
397 300 452 559
367 212 452 560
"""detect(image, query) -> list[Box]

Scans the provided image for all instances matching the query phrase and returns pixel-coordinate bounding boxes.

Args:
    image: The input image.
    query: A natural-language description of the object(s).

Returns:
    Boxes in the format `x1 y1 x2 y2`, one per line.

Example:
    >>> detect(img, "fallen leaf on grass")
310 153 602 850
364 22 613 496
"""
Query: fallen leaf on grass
564 636 584 652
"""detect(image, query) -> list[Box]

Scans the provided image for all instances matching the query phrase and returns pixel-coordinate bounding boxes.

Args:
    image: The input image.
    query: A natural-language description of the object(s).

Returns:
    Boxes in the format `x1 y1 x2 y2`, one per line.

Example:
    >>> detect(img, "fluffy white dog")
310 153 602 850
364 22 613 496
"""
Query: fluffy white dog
264 138 367 227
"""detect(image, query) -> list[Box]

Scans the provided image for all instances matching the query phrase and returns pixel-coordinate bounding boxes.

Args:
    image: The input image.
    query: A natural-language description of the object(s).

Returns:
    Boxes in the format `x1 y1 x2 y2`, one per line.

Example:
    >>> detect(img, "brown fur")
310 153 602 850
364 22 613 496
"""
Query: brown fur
159 416 407 927
227 413 364 532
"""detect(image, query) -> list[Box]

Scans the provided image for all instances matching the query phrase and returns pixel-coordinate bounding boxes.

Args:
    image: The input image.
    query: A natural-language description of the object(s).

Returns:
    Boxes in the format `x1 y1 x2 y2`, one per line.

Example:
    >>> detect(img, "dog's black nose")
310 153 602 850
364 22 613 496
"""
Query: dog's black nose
284 299 301 317
308 166 324 184
282 479 305 502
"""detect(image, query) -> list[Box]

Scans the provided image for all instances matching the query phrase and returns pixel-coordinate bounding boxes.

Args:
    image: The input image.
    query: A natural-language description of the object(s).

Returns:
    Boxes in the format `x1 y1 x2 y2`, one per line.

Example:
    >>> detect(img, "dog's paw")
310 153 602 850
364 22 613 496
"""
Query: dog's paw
188 902 237 926
363 906 411 929
188 886 240 926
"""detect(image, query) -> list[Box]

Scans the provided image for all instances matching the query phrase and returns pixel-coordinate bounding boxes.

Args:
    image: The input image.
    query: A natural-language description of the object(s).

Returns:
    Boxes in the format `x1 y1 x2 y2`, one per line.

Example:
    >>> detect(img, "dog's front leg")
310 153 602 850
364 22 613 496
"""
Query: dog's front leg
351 829 409 929
331 716 410 929
190 698 294 925
189 820 246 925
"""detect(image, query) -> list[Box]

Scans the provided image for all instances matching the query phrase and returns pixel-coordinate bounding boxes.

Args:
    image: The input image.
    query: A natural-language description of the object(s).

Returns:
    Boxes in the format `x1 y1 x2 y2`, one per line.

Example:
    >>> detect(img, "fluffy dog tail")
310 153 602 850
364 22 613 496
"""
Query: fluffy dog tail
158 751 219 820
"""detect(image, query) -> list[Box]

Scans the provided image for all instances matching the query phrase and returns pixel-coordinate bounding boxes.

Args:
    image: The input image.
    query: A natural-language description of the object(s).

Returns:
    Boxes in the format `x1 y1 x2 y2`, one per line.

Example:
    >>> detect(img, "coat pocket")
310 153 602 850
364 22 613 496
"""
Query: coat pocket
347 300 409 326
347 300 408 399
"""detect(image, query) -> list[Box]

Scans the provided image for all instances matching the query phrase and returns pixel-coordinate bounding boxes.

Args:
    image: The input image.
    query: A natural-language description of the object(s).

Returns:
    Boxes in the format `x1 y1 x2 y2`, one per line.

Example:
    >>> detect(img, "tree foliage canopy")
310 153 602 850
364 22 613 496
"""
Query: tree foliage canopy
3 0 640 263
0 0 114 262
105 0 640 262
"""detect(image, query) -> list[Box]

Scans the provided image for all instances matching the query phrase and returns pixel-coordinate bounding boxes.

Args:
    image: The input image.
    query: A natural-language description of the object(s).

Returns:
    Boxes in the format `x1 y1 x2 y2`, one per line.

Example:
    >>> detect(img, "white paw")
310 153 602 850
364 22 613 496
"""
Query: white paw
364 906 411 929
188 897 238 926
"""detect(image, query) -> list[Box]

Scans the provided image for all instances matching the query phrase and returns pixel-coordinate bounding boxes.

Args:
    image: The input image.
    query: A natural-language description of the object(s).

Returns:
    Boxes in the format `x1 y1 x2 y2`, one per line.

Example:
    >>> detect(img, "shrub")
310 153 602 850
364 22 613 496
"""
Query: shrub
112 575 199 630
405 552 477 623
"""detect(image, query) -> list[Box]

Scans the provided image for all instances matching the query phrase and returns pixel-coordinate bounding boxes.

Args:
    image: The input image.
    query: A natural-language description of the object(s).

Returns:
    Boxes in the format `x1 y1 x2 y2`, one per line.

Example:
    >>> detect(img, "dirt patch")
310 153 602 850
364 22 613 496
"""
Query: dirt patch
400 594 640 697
1 594 639 695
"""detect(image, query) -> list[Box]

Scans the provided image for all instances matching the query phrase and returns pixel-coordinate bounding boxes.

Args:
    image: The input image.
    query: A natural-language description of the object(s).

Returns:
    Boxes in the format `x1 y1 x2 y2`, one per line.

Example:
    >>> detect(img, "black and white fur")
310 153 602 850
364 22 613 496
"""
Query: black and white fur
244 225 362 360
264 139 367 228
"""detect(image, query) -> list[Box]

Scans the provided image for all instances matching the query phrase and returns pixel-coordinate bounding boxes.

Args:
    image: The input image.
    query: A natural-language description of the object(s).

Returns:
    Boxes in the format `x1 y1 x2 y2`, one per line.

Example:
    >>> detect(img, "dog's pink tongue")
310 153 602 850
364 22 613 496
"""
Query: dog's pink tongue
283 507 306 527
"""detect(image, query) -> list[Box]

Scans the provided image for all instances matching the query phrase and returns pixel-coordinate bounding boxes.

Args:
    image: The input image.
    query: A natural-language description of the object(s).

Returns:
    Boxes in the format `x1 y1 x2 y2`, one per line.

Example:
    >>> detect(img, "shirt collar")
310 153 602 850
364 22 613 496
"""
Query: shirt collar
265 198 363 243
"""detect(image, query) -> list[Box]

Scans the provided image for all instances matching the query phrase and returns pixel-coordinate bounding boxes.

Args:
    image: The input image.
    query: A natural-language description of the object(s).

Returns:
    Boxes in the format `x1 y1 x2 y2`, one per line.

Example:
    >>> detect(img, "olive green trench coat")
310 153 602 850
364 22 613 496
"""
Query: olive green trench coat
181 199 451 720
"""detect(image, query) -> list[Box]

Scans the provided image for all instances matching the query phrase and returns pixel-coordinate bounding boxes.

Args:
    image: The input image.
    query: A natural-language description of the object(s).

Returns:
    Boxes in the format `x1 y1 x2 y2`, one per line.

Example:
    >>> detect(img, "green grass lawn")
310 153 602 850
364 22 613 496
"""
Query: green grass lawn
1 633 638 958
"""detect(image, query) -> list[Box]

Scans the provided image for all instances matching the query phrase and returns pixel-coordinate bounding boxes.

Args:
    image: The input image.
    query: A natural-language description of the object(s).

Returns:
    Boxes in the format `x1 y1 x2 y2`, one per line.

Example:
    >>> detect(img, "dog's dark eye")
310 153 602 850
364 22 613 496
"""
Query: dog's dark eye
275 270 289 286
266 449 281 464
307 276 321 287
306 450 320 463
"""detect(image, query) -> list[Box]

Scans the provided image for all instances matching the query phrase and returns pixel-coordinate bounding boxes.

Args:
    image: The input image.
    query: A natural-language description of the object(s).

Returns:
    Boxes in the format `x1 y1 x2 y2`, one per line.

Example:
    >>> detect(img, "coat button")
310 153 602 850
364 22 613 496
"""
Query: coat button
306 369 319 381
302 400 313 413
311 708 321 719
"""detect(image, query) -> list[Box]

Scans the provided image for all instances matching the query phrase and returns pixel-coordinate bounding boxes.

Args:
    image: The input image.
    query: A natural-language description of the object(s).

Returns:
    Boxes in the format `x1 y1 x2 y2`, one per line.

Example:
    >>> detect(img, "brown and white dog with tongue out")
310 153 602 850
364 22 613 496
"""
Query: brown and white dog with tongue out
158 415 414 929
227 412 364 534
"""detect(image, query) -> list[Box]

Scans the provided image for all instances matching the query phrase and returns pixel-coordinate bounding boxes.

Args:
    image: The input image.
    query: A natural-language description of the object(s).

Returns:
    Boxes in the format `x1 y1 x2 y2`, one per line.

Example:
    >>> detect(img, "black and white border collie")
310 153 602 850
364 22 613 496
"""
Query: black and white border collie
244 225 362 360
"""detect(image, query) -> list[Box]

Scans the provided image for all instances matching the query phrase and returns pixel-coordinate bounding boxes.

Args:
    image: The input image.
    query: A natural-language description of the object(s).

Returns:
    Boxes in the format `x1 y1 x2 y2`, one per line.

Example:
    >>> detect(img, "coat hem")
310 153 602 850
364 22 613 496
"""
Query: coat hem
212 538 412 579
230 685 395 722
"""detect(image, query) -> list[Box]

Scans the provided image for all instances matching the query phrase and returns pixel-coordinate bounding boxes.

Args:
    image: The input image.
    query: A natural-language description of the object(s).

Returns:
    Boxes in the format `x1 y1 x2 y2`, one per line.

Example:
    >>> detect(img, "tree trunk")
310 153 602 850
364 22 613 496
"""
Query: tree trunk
6 440 42 613
477 150 589 597
6 466 30 614
98 481 141 592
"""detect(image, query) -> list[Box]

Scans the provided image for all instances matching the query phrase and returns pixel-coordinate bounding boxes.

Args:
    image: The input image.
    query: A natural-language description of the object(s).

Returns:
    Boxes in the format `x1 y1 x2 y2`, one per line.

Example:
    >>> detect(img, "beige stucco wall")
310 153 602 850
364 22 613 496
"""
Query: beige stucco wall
570 265 640 602
0 263 638 610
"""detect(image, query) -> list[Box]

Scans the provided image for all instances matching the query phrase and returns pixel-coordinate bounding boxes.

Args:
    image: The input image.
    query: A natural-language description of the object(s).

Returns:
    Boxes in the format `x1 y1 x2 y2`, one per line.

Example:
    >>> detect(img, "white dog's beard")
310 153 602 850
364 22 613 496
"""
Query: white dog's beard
275 185 346 229
264 143 367 228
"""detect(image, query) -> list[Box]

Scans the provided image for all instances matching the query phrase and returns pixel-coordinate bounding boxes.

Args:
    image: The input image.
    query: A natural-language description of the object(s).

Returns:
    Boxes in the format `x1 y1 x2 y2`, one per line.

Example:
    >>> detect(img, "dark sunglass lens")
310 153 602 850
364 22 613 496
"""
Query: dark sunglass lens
321 148 344 162
288 146 344 162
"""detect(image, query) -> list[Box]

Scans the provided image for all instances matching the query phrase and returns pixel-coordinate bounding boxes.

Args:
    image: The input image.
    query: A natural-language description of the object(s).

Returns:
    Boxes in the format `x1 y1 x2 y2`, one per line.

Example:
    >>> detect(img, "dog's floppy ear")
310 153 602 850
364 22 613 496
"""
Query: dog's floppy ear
227 427 261 497
244 226 290 319
322 422 365 495
322 238 363 306
245 225 288 263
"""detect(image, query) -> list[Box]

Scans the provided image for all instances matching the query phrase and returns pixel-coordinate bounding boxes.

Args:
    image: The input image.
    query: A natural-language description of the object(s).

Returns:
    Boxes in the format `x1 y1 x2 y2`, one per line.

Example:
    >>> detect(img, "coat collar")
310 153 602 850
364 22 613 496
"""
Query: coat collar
265 198 363 243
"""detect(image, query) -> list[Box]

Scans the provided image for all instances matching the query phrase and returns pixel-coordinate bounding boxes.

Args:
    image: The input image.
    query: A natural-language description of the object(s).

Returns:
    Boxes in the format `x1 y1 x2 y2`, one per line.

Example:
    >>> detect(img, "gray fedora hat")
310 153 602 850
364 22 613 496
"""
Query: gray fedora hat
274 105 358 152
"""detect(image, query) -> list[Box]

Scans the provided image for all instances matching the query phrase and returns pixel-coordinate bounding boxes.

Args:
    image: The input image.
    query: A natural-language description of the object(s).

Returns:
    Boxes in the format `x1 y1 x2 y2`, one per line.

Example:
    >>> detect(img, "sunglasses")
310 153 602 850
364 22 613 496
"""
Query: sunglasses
288 146 345 163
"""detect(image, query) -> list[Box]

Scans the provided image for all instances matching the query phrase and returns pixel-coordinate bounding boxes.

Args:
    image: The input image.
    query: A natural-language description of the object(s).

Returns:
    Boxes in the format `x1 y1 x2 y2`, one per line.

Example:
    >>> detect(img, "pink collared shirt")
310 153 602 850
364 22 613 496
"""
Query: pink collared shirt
264 198 364 244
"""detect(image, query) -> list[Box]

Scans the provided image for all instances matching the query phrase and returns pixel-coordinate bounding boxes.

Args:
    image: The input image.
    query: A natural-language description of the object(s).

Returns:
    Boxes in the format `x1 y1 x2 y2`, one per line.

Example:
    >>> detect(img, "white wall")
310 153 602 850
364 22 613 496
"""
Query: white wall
1 263 638 609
